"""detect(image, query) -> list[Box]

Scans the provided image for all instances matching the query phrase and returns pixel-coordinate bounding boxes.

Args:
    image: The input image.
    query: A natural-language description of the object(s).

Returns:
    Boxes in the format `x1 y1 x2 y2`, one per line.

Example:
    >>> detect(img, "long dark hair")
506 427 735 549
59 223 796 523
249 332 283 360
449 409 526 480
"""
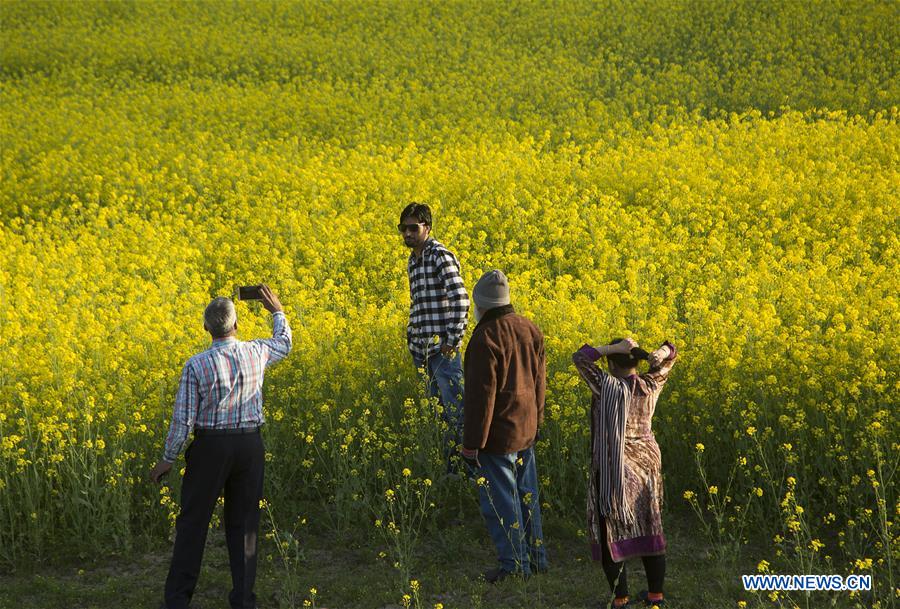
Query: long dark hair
607 338 649 369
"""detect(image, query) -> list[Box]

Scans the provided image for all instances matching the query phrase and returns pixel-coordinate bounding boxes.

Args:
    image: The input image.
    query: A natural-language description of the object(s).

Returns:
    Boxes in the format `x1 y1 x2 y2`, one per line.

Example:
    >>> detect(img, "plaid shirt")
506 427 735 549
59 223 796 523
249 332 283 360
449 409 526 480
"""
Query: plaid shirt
162 311 292 462
407 238 469 358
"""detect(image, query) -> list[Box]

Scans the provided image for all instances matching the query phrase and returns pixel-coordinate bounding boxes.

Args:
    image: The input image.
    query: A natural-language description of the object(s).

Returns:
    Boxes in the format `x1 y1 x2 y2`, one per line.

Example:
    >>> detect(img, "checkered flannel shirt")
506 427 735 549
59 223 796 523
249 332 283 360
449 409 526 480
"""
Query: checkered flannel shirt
407 238 469 358
162 311 292 462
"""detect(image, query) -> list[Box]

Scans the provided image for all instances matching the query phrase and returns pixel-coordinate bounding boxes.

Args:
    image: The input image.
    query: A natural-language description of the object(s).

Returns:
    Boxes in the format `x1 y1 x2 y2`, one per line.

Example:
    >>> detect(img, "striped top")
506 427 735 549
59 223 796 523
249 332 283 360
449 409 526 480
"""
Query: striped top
162 311 292 462
407 238 469 358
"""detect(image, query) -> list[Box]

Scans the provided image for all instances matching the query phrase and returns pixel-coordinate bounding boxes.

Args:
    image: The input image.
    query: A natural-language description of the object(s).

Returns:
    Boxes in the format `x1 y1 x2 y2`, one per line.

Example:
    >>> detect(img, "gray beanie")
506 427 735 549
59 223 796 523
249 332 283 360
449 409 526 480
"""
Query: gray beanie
473 270 511 309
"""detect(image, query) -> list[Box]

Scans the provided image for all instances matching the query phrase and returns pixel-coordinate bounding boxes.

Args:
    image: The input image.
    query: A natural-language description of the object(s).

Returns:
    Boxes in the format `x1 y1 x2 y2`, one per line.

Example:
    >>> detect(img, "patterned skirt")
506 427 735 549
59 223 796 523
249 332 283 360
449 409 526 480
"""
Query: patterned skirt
590 434 666 562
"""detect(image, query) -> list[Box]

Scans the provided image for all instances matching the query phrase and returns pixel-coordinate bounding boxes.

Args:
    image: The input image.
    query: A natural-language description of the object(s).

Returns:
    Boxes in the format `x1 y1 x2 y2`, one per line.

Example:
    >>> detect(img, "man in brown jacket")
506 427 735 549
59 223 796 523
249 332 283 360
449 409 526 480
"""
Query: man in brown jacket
460 269 548 583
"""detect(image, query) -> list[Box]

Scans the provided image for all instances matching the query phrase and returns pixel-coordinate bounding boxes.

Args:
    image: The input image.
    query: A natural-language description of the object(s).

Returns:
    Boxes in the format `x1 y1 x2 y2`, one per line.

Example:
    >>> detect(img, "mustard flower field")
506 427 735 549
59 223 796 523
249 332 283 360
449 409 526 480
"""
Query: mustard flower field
1 1 898 607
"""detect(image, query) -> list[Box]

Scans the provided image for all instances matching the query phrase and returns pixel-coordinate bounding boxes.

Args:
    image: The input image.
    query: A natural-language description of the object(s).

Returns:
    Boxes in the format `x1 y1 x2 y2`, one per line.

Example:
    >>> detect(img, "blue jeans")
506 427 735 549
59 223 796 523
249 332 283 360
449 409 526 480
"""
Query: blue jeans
476 446 548 575
412 350 464 468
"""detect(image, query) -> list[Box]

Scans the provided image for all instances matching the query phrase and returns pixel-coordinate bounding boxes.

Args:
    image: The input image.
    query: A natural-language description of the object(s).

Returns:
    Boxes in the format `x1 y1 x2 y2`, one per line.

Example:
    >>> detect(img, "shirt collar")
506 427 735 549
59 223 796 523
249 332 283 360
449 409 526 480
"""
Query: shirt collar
211 336 238 348
473 304 516 332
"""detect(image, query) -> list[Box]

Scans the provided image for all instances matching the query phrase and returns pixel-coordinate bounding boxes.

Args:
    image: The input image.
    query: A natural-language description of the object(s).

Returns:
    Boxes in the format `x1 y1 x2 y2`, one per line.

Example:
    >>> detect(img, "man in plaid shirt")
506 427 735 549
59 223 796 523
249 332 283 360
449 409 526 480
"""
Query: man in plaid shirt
400 202 470 473
150 285 291 609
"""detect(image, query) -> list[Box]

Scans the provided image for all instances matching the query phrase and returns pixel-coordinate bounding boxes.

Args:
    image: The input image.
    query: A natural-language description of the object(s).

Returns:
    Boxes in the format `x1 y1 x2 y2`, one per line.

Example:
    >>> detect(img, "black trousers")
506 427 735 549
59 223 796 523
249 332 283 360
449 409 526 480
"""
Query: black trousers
164 431 265 609
598 516 666 598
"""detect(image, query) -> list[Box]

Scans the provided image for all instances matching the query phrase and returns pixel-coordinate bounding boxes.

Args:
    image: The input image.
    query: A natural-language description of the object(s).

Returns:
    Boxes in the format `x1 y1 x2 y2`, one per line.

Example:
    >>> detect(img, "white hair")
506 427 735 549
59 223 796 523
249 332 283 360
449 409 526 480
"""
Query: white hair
204 297 237 337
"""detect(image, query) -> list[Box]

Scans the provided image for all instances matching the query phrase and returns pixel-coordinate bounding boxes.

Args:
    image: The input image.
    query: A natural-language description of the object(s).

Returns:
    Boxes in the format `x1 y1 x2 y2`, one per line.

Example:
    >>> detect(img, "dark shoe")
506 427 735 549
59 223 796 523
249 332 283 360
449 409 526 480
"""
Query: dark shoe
483 566 512 583
638 590 668 606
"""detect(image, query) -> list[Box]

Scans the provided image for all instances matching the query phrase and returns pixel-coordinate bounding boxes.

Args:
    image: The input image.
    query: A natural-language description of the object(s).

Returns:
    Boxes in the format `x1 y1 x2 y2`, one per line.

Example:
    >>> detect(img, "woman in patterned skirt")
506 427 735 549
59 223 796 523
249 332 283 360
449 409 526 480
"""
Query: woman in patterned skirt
573 337 677 608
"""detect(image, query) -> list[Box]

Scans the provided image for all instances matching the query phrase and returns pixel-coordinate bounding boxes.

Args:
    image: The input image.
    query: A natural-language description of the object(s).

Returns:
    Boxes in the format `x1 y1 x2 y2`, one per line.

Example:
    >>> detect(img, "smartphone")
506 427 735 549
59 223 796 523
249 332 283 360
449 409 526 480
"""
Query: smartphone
236 285 263 301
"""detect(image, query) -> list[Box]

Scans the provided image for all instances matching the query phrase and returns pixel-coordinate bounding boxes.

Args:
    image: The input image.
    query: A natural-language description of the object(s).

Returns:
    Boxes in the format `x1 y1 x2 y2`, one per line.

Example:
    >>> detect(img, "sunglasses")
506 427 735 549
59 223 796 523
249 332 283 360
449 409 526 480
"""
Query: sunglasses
398 223 425 233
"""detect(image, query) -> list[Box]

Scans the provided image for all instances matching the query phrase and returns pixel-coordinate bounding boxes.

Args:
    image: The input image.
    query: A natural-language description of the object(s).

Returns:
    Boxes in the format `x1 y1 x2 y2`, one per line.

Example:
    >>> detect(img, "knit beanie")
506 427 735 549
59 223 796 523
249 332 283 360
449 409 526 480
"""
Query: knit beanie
473 270 511 309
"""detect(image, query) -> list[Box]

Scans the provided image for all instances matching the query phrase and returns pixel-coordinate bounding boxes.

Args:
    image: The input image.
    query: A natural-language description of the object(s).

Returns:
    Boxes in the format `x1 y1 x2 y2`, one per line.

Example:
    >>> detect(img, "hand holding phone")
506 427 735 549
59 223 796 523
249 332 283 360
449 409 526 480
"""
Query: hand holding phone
236 284 283 313
259 284 283 314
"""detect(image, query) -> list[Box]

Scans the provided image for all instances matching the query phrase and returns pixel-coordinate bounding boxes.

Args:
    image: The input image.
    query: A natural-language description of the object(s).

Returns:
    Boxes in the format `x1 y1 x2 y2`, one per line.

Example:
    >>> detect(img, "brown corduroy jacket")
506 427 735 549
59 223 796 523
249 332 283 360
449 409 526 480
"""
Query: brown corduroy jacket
463 305 546 454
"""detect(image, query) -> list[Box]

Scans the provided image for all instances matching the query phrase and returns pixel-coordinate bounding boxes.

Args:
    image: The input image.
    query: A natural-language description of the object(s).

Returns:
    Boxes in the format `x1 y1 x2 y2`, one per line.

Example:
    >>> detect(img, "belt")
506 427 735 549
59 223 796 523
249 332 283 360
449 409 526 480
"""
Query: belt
194 426 261 437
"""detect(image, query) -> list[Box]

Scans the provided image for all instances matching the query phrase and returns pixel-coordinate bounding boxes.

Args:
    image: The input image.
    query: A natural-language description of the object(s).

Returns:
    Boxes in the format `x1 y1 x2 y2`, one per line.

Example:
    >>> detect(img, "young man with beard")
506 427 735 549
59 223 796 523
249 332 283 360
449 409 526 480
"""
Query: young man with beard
400 202 469 473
